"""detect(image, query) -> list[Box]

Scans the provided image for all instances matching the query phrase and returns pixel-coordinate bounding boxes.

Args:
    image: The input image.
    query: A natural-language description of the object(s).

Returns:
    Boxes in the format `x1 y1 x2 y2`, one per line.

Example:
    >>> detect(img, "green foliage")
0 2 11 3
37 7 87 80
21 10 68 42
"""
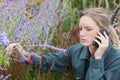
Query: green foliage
62 10 78 32
0 47 9 68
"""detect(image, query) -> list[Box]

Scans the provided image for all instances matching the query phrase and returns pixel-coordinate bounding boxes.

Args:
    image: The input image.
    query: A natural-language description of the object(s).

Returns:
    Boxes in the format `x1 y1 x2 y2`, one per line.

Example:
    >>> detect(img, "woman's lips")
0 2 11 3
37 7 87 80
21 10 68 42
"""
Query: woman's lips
81 39 87 42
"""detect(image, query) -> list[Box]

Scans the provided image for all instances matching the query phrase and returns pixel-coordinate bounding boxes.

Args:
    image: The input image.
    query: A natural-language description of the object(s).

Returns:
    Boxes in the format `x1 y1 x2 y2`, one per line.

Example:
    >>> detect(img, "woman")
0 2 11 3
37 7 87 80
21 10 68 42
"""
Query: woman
6 8 120 80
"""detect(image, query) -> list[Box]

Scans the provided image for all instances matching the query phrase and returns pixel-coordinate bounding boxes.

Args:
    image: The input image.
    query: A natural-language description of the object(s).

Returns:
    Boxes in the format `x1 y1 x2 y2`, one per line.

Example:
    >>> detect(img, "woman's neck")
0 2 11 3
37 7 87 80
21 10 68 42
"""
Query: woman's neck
88 45 97 57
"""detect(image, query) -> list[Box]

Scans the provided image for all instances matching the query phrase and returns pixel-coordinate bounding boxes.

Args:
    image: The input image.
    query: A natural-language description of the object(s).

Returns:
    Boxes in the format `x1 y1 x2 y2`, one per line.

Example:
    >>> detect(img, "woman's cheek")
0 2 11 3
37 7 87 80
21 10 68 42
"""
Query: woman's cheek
88 37 94 44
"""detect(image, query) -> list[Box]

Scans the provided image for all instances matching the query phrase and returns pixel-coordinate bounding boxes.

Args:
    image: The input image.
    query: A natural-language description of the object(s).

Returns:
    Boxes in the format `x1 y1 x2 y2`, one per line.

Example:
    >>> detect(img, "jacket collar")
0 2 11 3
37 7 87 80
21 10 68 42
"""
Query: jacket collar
79 44 90 60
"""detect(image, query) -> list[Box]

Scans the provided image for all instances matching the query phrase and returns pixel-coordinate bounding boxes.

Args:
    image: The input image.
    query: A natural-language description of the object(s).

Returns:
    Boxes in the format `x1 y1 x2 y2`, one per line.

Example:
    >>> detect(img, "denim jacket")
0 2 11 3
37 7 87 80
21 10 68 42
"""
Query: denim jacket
29 41 120 80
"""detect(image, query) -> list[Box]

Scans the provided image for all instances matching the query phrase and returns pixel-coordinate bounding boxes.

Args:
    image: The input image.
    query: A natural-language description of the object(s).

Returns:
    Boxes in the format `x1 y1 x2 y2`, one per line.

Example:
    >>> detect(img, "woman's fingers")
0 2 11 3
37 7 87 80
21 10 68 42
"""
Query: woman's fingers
94 31 109 48
103 31 109 39
6 43 22 56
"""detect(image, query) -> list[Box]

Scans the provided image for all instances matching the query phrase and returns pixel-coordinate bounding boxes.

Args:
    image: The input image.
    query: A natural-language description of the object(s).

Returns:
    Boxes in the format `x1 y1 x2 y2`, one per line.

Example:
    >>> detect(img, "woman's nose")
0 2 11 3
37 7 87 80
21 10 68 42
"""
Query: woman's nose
79 30 86 36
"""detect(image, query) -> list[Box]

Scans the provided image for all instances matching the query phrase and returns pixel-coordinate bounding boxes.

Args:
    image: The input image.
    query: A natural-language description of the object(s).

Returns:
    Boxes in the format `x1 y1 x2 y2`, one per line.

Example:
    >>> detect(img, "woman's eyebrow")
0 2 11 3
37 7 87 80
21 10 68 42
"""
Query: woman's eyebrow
79 26 92 28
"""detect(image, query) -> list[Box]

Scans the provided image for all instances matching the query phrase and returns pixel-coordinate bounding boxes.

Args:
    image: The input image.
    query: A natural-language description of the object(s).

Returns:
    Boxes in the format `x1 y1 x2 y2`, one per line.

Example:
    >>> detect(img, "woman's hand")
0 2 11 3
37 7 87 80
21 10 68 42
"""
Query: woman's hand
93 31 109 59
6 43 24 55
6 43 31 62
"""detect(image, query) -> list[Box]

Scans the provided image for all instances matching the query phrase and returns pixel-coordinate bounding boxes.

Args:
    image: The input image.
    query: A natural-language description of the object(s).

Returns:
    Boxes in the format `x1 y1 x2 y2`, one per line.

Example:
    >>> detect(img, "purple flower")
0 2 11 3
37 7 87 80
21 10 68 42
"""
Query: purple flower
0 75 4 80
0 0 69 48
0 31 10 46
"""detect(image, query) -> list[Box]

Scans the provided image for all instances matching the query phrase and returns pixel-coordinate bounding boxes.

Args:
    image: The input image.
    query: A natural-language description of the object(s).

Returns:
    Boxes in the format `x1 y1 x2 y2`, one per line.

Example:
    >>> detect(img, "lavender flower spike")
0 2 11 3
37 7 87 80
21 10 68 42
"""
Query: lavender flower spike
40 44 66 52
0 31 10 46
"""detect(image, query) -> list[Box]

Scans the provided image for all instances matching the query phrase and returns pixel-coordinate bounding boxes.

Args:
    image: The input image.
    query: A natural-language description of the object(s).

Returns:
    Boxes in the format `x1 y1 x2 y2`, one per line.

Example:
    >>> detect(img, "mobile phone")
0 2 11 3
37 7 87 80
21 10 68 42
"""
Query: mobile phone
93 29 110 47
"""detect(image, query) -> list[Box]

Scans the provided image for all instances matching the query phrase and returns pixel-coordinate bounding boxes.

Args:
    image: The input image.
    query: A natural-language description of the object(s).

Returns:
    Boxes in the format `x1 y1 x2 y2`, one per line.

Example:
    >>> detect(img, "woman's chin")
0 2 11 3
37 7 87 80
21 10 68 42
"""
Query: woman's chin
81 42 90 46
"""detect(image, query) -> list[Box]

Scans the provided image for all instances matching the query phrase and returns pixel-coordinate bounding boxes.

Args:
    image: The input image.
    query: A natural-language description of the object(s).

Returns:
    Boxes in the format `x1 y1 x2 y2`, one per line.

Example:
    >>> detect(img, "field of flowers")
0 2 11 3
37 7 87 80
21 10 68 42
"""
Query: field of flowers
0 0 120 80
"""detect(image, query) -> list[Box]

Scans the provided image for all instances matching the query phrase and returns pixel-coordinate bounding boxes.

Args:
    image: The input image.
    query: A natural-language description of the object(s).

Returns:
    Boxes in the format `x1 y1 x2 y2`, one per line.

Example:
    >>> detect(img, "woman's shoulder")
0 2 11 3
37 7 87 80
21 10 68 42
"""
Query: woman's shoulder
105 41 120 58
113 47 120 57
106 46 120 60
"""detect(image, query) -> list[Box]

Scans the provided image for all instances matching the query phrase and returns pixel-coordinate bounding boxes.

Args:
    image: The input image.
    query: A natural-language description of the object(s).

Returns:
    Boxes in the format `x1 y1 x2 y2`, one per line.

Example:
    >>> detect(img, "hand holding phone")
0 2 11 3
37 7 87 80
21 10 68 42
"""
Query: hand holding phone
93 29 110 47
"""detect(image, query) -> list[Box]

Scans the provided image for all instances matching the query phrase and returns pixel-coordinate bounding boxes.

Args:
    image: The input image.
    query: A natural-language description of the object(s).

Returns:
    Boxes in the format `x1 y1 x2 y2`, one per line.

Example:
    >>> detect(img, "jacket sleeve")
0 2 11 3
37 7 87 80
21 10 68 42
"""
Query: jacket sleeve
27 47 73 72
85 57 120 80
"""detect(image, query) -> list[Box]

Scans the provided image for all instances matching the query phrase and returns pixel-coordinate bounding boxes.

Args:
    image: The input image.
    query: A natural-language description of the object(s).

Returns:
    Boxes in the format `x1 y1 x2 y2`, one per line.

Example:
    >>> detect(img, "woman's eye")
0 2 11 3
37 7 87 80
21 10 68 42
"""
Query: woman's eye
87 29 92 31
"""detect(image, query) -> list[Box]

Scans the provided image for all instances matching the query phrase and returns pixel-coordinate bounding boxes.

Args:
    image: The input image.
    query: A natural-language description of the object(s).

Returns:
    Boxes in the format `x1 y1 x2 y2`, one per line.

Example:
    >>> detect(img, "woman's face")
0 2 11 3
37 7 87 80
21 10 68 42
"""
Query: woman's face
79 15 100 46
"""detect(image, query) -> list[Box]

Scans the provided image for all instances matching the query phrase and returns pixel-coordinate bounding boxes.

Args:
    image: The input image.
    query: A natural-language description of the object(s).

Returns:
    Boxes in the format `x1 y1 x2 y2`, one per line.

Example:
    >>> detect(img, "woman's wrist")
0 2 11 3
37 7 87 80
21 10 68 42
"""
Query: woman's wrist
94 53 102 59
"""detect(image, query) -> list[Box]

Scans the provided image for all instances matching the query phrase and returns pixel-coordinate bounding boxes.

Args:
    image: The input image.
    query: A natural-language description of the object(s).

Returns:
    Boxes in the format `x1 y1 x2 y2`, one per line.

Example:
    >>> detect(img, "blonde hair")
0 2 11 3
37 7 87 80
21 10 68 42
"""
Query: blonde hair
81 7 120 48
